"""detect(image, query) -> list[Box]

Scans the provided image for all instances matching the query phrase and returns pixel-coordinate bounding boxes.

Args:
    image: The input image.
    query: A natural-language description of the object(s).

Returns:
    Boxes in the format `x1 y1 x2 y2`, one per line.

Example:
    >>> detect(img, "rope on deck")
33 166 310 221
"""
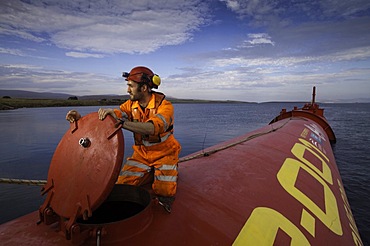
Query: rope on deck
0 119 290 186
179 119 289 163
0 178 47 186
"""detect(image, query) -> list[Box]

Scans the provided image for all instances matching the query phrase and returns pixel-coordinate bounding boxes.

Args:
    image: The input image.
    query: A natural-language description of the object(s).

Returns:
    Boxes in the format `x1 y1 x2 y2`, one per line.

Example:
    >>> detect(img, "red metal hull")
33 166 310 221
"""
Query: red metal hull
0 101 363 245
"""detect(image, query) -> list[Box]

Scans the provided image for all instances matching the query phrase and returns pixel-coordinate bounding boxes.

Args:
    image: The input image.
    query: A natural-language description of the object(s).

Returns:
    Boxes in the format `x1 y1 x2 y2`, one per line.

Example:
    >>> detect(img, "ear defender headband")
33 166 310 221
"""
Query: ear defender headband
122 68 161 89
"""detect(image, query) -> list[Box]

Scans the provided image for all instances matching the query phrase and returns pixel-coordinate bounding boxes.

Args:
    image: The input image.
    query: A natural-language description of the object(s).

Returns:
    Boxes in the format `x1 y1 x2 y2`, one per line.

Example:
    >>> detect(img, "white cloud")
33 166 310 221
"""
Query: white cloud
238 33 275 48
0 48 25 56
319 0 370 17
210 45 370 69
65 52 105 58
0 64 121 95
219 0 370 26
0 27 45 43
0 0 209 54
0 64 44 71
165 61 370 102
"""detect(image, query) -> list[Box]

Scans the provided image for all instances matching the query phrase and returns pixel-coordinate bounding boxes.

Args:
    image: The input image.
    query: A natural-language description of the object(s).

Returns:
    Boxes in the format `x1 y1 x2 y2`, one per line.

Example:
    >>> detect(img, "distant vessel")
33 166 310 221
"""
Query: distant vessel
0 87 363 245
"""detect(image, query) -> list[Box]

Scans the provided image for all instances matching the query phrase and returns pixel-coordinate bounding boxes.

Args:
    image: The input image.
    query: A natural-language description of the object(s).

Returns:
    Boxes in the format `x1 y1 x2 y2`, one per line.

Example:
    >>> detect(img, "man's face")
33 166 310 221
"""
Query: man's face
127 80 144 101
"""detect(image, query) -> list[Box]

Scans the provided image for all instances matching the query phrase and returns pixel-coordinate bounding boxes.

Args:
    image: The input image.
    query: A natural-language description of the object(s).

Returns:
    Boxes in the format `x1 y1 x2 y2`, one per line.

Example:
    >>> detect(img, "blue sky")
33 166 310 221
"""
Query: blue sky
1 0 370 102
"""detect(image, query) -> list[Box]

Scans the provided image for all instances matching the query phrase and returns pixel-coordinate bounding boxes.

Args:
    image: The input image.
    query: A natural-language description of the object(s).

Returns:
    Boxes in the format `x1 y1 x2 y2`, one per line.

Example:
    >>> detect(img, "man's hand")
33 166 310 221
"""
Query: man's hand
66 110 81 123
98 108 116 121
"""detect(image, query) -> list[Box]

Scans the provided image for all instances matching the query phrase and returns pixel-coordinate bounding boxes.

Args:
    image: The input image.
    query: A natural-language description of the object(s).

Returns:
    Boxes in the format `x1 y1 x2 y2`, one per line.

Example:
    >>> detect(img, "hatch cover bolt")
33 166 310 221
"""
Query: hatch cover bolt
79 138 91 148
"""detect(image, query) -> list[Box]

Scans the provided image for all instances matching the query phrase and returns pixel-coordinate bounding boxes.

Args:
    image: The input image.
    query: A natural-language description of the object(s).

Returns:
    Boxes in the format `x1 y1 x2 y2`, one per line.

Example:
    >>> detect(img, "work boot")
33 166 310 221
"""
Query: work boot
158 196 175 213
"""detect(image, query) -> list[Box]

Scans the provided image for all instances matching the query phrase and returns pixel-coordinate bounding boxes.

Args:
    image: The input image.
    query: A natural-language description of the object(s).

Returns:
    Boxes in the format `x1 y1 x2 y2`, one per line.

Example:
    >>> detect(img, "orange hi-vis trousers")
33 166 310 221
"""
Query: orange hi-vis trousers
116 134 181 197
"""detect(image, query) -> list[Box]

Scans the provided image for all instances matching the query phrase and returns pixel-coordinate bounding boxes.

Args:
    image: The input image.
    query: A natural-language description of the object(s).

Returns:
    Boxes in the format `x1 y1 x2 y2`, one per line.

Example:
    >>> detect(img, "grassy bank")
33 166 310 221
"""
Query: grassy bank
0 97 248 110
0 98 124 110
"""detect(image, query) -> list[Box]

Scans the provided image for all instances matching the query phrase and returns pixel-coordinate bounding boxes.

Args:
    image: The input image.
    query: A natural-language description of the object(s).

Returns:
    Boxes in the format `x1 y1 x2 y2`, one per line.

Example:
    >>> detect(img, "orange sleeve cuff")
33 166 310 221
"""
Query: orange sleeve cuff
148 117 163 136
114 109 123 119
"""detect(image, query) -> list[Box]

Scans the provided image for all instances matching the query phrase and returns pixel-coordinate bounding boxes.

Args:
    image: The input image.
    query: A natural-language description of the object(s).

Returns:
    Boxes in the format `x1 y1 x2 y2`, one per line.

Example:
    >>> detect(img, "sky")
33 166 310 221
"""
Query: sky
1 0 370 102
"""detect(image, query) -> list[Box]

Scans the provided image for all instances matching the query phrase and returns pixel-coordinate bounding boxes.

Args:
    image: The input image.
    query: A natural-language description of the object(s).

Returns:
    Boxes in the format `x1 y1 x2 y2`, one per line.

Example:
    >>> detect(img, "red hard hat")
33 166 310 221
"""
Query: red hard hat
122 66 161 89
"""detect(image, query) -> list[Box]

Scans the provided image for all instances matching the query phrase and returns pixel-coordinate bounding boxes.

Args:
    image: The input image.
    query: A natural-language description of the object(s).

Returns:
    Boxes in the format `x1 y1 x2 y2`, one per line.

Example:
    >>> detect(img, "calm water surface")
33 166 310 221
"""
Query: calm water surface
0 103 369 244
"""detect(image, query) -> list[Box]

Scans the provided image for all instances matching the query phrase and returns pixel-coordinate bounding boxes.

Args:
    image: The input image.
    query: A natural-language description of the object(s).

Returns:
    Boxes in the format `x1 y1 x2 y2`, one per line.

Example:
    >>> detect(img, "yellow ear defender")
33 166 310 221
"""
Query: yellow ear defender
152 74 161 87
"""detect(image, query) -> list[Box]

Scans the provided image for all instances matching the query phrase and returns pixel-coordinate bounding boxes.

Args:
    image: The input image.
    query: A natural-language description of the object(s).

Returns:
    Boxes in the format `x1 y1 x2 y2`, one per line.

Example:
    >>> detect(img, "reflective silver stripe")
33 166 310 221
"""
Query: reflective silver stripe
125 160 151 172
155 175 177 182
142 132 171 147
155 164 178 171
120 170 144 177
155 113 168 130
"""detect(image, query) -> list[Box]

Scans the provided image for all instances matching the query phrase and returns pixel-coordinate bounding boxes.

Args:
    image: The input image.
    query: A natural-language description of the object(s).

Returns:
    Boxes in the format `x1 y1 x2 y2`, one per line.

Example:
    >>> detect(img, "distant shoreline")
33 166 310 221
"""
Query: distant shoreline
0 97 251 110
2 97 368 110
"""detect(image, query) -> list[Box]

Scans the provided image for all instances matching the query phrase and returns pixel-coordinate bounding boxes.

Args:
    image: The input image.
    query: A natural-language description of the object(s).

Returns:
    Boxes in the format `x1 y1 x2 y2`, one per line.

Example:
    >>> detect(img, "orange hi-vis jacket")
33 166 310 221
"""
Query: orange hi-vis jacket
114 92 181 197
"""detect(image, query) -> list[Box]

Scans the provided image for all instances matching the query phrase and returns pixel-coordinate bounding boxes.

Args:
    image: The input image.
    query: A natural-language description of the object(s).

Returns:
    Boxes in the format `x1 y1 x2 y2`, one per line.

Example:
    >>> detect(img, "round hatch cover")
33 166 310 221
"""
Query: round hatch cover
46 112 124 220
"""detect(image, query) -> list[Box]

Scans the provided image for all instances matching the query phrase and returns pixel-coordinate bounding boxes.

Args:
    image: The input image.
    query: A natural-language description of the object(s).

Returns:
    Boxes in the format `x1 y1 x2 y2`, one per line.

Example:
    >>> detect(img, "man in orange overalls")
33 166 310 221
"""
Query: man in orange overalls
66 66 181 212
